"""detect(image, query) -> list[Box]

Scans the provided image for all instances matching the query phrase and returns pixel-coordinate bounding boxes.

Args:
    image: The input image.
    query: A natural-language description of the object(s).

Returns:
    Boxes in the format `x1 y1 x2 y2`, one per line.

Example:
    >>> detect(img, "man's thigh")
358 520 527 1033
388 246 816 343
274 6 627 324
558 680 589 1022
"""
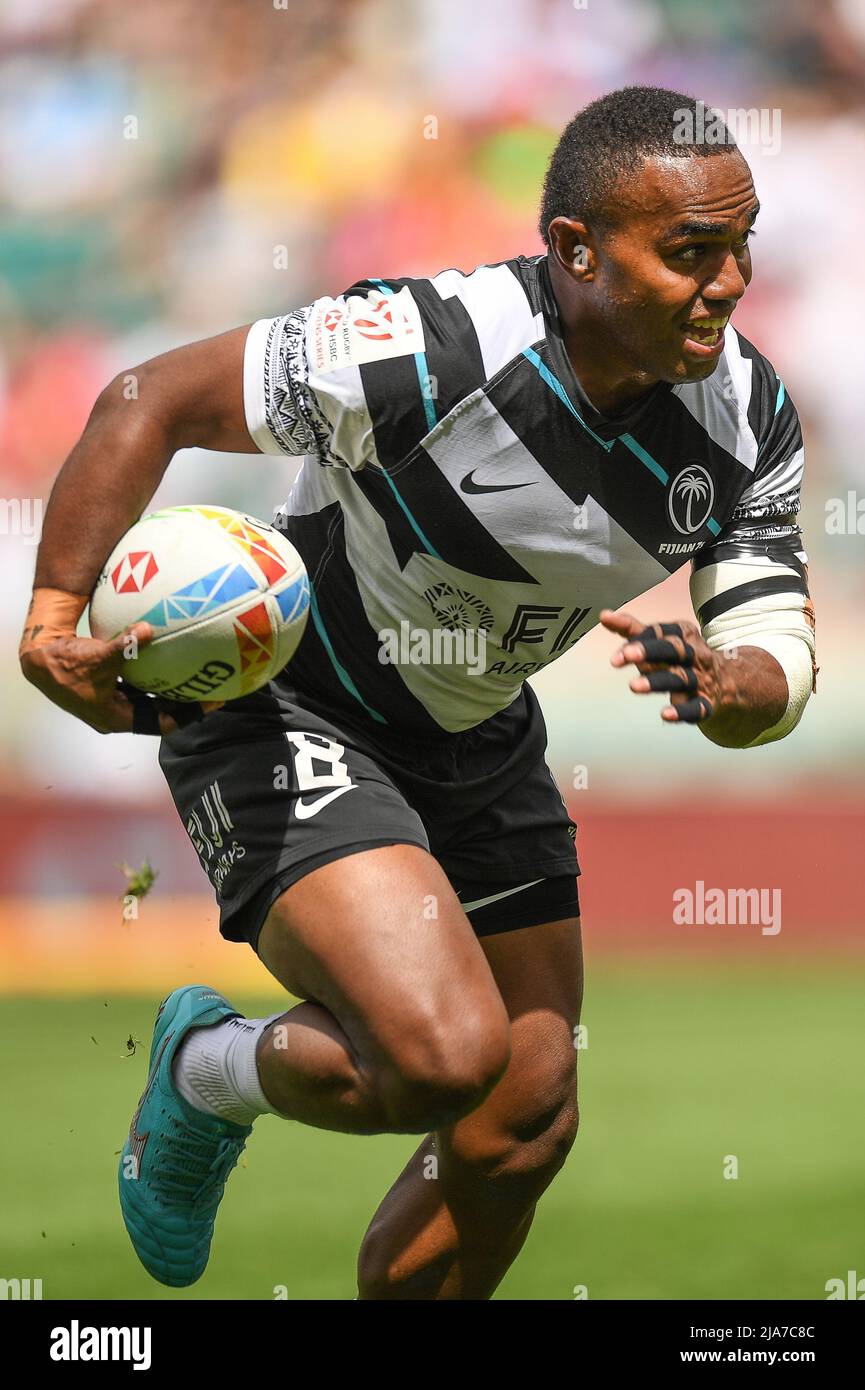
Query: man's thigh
256 843 510 1089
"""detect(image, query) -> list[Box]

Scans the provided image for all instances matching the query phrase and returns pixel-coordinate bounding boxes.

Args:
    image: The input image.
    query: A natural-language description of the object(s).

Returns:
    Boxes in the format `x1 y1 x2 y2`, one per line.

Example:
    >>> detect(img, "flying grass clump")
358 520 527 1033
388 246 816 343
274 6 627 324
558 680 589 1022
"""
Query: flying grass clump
118 858 158 922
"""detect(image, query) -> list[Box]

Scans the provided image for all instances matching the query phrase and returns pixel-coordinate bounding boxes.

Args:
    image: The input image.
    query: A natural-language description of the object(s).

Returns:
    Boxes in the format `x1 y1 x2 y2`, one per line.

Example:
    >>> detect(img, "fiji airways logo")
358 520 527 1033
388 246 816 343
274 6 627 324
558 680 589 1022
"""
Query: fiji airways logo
112 550 158 594
668 465 714 534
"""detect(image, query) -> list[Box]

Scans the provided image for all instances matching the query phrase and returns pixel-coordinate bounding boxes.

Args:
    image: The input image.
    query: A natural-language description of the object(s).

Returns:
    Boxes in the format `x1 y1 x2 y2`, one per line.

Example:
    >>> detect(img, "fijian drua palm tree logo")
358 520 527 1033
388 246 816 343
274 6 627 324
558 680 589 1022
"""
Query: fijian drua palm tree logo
668 464 714 534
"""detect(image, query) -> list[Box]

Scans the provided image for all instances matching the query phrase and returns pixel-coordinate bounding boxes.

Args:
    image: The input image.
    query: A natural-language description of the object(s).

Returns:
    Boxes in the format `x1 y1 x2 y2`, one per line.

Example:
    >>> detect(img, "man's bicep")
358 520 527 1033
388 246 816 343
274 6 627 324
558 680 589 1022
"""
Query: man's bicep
138 311 345 461
145 282 433 466
132 325 261 454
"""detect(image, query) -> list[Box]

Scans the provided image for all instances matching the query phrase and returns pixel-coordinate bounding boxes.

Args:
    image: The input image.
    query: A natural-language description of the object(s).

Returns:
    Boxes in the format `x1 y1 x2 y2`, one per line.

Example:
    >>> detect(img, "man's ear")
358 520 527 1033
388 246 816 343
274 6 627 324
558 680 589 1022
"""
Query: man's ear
547 216 595 282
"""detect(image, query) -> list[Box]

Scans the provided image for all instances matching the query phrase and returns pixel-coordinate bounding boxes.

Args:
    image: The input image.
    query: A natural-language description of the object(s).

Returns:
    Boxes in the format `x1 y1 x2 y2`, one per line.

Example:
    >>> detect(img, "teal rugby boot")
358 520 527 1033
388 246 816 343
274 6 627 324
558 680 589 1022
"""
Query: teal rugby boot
118 985 252 1287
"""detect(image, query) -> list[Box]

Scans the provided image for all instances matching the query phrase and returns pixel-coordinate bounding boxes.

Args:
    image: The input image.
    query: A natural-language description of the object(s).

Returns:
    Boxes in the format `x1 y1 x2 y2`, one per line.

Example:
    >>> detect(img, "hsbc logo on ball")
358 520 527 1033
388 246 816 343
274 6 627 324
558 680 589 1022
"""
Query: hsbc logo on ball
112 551 159 594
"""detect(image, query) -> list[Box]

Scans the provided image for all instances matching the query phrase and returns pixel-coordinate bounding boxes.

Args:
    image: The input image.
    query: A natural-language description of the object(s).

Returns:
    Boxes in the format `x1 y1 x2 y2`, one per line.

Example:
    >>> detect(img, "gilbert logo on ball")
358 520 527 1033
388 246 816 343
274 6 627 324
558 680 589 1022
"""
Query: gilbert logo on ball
89 505 310 702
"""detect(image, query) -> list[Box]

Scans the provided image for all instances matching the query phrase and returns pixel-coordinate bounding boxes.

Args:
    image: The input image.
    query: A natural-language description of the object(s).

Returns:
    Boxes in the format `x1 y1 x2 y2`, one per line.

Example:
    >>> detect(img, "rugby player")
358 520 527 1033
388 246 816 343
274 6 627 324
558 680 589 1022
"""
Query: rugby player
19 87 816 1300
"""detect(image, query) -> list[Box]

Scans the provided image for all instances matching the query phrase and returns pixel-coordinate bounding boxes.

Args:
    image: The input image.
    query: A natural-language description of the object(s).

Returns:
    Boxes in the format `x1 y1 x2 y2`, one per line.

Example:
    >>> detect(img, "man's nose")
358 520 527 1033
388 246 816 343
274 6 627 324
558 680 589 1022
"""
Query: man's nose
704 250 748 306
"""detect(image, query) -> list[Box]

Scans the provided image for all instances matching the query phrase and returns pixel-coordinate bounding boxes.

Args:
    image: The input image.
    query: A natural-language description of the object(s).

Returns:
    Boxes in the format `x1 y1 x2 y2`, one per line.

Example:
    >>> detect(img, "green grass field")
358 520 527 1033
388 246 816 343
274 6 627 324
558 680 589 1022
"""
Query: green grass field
2 956 863 1300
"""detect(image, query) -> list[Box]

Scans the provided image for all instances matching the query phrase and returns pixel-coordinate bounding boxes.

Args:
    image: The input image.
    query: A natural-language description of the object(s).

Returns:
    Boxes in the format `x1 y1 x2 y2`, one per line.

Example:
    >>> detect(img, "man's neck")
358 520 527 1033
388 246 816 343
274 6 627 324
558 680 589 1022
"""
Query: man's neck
565 346 660 418
547 258 659 419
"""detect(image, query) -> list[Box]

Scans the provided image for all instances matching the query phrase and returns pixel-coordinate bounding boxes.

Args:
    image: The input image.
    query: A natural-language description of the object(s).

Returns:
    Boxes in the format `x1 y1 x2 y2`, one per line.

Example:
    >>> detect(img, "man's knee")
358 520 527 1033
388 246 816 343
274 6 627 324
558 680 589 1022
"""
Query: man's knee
447 1055 580 1202
377 1001 511 1133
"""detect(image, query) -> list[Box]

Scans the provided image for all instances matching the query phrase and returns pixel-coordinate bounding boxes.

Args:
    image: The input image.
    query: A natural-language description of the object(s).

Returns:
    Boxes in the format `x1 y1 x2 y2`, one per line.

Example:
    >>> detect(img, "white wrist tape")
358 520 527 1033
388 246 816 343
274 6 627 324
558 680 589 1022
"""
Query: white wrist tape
700 610 815 747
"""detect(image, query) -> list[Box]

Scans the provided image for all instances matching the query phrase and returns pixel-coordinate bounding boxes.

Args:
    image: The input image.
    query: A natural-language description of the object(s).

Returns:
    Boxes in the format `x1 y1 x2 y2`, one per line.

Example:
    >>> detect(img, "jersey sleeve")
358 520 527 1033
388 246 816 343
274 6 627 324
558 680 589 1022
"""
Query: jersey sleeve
242 280 433 471
689 379 817 692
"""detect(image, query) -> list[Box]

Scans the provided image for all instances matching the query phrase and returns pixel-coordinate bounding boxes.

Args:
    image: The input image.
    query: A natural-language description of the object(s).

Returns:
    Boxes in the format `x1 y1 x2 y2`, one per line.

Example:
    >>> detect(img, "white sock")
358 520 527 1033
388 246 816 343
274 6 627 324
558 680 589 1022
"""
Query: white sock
172 1013 283 1125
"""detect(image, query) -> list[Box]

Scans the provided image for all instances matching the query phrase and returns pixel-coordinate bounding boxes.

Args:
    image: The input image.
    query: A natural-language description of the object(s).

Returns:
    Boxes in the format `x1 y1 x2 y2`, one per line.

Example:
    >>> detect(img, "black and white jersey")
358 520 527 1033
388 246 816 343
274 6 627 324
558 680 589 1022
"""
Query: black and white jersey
243 253 810 735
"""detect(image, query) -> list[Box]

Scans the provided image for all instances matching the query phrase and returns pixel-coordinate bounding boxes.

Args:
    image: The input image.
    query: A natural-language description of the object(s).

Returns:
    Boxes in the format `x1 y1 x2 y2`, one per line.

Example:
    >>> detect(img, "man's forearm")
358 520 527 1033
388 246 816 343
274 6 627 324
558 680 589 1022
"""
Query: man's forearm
32 325 255 601
699 646 788 748
34 374 176 597
18 327 255 733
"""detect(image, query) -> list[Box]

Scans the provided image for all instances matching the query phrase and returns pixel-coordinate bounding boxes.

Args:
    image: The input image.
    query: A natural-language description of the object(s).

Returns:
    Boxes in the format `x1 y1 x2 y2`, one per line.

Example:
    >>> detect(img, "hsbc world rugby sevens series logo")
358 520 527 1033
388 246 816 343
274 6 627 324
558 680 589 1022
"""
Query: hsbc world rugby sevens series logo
668 464 714 534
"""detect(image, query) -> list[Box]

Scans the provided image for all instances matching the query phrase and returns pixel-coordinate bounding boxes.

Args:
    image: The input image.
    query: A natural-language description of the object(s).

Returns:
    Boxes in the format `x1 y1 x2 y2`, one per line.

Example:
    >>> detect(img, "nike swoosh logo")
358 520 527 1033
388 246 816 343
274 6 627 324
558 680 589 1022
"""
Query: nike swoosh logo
459 470 536 495
126 1029 175 1174
458 879 544 913
295 784 357 820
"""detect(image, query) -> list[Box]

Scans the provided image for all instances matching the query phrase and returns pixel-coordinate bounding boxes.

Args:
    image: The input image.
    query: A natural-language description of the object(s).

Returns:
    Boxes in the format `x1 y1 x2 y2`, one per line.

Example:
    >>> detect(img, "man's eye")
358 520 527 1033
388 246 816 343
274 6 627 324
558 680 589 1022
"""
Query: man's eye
675 229 755 263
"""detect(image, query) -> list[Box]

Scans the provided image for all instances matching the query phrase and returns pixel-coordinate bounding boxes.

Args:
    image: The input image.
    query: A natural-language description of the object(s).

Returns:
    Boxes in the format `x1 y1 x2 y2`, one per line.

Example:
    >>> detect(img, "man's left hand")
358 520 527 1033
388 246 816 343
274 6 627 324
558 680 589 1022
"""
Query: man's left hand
600 608 731 725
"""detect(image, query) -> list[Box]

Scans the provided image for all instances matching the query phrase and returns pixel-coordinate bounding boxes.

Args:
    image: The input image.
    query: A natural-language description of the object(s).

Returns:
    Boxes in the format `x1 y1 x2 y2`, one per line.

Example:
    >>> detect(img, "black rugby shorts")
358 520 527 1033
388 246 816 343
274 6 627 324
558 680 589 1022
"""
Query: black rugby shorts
158 674 580 953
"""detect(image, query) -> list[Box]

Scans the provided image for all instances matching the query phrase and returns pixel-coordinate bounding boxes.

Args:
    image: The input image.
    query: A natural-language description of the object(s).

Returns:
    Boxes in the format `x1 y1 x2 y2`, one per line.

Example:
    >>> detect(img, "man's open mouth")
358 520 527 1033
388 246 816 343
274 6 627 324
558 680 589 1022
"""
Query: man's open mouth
681 315 729 348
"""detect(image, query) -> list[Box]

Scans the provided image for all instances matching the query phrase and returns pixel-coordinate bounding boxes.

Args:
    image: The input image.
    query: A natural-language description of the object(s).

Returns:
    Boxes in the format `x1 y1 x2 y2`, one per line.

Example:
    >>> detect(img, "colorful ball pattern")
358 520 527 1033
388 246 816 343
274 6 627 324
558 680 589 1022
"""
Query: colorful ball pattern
89 504 310 702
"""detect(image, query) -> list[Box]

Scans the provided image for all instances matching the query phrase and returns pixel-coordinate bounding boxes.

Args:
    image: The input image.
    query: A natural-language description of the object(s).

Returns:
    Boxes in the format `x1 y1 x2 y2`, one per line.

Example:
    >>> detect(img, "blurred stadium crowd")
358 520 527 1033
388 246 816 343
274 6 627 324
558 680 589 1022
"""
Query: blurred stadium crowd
2 0 864 890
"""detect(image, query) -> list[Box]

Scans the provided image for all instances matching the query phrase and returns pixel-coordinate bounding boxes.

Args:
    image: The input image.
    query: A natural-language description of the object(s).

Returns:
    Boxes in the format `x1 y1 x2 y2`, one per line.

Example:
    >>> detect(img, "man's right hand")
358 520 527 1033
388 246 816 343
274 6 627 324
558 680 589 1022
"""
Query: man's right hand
19 622 181 736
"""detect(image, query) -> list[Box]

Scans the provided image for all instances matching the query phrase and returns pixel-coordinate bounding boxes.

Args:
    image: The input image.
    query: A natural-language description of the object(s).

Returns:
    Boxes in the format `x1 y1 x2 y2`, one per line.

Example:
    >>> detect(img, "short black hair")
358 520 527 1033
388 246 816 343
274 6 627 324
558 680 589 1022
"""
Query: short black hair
538 86 737 245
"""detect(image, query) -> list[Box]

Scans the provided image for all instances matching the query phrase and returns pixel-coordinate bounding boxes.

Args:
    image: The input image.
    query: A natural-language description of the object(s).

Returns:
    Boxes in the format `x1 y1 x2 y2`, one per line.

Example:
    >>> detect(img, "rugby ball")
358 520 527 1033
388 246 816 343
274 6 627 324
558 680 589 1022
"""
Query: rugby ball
89 504 309 702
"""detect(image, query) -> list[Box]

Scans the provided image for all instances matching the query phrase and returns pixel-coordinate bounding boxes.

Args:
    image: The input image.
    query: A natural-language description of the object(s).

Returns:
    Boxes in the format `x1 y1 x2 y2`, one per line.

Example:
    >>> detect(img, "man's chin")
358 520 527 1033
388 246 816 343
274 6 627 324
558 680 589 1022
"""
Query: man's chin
668 356 721 384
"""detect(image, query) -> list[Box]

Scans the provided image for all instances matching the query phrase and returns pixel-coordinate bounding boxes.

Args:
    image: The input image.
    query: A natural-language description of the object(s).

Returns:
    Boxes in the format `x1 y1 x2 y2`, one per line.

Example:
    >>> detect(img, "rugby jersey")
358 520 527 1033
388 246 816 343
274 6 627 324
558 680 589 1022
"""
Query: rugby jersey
243 253 811 735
